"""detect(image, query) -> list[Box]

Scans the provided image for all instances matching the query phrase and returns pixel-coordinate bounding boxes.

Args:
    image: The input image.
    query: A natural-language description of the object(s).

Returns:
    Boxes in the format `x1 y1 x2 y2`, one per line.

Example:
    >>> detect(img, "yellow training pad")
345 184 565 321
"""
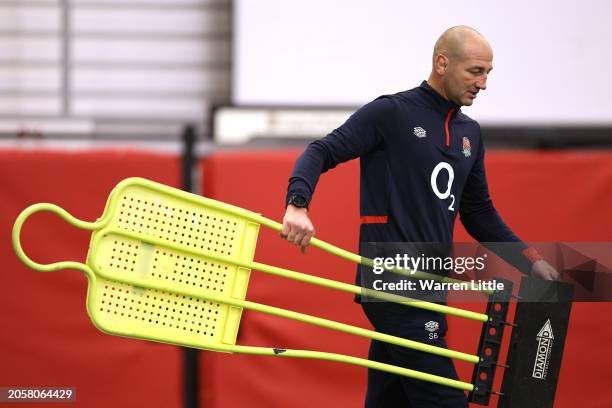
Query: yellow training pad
12 177 481 391
86 178 260 349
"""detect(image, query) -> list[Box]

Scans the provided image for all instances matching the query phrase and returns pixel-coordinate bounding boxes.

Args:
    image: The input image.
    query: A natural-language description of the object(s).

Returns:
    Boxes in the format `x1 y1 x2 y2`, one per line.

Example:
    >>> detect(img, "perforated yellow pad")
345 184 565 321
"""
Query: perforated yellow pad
86 179 260 349
12 177 481 391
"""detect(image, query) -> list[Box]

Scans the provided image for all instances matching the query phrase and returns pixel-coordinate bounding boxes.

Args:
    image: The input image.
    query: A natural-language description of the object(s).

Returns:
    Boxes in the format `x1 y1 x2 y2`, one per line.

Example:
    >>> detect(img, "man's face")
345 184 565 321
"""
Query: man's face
443 40 493 106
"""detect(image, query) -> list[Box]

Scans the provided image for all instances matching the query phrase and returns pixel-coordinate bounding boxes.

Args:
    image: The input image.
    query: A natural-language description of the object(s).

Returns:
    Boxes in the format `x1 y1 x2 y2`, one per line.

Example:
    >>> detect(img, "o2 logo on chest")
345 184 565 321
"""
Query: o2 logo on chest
430 162 455 211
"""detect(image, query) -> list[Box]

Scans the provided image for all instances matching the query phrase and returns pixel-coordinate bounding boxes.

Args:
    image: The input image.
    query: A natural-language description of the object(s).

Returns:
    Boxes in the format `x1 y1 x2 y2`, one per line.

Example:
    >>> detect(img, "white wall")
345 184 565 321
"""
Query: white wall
234 0 612 125
0 0 230 137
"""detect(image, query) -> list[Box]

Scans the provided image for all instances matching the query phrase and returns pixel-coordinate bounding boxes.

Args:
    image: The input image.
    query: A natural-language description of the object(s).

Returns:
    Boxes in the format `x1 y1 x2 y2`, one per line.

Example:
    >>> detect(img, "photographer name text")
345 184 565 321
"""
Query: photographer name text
372 279 505 292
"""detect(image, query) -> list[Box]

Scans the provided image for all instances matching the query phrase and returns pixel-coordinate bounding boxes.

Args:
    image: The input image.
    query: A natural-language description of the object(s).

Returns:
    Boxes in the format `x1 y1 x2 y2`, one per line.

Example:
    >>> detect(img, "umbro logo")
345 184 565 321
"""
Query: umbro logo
413 127 427 138
424 321 439 332
425 320 440 340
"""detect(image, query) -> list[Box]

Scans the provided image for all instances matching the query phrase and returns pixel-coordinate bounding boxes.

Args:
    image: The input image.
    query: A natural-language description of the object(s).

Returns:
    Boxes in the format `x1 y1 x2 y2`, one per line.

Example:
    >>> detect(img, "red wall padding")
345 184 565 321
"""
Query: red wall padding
0 149 182 408
200 149 612 408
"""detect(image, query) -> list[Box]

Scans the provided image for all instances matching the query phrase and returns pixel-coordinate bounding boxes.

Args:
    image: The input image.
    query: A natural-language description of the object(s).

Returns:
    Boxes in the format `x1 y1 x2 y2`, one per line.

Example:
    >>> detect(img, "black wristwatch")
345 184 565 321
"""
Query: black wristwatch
287 194 308 209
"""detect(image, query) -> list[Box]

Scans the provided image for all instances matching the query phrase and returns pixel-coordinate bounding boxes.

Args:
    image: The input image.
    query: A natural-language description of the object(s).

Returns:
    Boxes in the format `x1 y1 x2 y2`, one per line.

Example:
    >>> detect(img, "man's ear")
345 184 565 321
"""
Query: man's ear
435 54 448 75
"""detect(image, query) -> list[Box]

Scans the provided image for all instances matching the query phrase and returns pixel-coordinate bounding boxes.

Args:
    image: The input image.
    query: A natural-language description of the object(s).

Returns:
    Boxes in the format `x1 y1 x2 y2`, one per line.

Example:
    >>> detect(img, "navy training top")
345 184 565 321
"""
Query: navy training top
286 81 533 274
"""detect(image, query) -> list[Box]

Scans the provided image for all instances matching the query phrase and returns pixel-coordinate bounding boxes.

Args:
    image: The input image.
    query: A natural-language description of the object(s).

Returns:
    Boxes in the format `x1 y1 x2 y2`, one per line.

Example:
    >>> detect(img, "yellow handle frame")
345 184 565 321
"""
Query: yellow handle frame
11 180 486 392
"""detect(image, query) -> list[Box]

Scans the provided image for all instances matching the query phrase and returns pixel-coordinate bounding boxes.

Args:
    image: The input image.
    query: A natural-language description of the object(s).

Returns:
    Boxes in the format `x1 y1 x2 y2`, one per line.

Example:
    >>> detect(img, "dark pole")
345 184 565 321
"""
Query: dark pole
181 124 200 408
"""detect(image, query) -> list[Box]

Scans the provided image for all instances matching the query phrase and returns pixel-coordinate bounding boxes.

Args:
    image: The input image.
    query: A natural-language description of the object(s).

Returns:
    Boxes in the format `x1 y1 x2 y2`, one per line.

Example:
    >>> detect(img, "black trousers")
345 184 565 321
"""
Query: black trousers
361 302 468 408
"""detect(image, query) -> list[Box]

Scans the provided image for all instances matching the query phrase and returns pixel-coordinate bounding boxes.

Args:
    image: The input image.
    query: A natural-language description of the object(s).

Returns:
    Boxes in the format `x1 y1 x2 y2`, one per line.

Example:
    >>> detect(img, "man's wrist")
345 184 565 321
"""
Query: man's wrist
286 204 308 213
286 194 309 209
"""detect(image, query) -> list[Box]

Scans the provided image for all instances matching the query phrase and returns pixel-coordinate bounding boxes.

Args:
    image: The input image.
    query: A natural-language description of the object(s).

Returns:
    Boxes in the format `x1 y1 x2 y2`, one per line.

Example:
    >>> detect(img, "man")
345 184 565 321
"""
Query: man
281 26 559 407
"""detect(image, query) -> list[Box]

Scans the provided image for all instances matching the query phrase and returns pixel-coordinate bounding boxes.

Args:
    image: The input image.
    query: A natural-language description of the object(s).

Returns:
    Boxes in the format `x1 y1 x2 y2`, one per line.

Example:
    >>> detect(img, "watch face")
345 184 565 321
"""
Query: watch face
290 195 307 208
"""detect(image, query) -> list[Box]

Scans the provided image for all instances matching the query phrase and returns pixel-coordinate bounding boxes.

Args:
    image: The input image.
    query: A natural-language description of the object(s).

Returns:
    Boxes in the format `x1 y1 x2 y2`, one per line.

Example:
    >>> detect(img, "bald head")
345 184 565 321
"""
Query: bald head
433 25 491 65
427 26 494 106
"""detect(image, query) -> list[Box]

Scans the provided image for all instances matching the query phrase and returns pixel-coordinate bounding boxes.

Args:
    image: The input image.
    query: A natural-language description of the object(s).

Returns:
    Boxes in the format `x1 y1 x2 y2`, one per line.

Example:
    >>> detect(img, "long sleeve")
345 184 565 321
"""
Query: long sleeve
286 97 392 205
459 138 533 274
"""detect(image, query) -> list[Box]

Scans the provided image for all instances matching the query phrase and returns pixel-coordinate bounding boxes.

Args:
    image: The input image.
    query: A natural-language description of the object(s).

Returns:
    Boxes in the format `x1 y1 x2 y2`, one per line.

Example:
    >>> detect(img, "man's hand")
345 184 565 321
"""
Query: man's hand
280 205 315 254
531 260 560 281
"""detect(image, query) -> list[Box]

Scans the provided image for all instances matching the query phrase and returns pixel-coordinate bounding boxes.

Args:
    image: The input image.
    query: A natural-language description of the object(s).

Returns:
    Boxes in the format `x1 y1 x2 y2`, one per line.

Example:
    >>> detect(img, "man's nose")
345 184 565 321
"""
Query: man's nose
476 75 487 90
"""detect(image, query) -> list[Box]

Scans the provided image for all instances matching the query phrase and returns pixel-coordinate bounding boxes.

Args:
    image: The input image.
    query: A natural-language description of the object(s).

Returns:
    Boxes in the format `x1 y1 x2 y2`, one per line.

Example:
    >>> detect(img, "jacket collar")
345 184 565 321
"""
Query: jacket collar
417 80 461 116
